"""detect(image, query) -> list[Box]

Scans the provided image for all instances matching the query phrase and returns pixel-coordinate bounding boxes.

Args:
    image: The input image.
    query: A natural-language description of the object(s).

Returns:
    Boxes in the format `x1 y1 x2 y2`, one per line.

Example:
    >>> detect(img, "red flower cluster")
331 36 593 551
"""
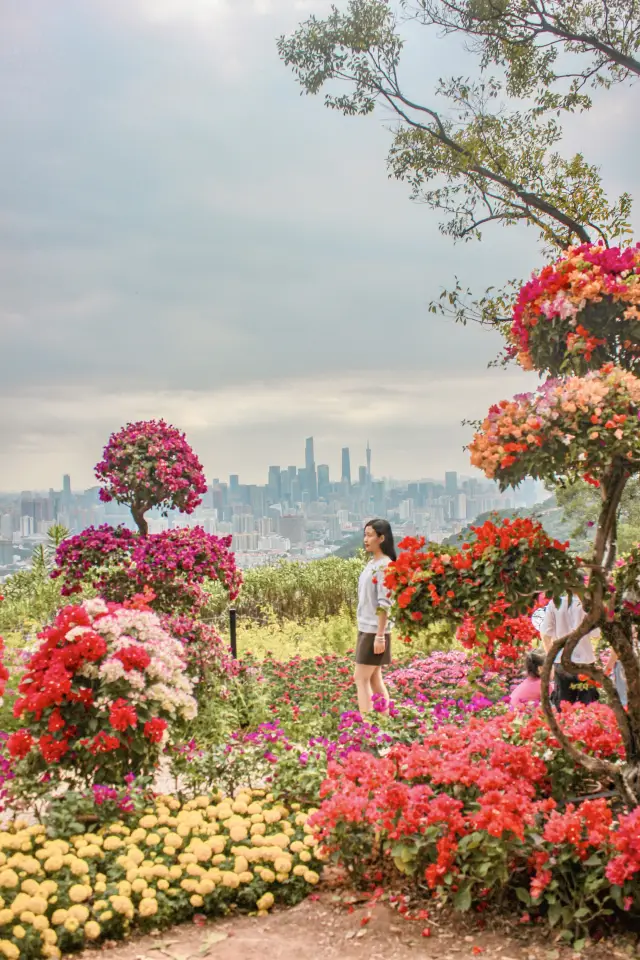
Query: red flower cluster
312 705 639 920
386 517 576 671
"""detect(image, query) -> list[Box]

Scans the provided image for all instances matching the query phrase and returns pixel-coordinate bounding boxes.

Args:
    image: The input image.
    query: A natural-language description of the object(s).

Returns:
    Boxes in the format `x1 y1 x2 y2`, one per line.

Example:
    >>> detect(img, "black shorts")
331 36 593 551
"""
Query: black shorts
355 631 391 666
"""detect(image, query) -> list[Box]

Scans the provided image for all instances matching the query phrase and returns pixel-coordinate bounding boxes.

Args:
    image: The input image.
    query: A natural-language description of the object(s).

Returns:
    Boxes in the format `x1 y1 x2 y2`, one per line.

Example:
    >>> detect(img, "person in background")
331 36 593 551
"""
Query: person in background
540 595 600 707
604 649 628 707
510 650 545 709
354 519 396 715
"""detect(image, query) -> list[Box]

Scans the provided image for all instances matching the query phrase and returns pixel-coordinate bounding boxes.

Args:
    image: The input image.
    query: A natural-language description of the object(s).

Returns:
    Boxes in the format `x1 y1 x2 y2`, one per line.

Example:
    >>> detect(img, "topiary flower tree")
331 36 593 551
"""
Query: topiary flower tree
389 242 640 806
95 419 208 535
51 423 242 658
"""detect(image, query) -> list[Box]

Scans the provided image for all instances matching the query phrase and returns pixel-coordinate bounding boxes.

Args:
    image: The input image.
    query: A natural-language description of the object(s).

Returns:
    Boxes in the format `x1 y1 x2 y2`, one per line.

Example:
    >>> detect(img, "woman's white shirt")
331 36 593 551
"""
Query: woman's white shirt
357 557 393 633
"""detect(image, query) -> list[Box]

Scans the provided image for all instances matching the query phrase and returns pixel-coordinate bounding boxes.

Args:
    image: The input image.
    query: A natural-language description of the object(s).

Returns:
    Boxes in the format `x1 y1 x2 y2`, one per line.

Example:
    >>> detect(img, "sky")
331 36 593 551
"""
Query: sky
1 0 638 491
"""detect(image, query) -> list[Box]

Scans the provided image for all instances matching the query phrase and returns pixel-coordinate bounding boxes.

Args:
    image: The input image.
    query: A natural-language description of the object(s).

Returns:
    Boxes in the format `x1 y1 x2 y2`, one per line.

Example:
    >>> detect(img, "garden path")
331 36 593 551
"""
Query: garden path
77 892 626 960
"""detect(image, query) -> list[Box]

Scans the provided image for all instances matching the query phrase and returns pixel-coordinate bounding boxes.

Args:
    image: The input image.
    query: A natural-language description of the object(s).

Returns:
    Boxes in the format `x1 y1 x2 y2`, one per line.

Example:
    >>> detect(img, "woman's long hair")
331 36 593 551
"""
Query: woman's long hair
365 518 397 562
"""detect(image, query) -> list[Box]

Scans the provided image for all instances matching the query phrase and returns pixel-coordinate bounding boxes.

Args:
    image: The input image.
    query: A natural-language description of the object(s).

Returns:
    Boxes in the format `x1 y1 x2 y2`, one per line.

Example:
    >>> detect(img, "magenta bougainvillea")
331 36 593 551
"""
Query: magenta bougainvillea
507 242 640 375
95 420 208 534
52 525 241 614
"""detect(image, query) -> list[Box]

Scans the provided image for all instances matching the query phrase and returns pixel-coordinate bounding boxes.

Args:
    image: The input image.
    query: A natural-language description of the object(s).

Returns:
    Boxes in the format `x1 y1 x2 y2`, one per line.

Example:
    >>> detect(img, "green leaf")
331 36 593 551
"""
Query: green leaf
515 887 531 906
454 886 472 912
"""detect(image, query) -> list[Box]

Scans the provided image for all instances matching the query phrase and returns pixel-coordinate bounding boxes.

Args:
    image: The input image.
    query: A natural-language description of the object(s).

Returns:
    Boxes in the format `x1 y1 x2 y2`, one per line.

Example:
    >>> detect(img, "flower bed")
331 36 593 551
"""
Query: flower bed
311 704 639 941
0 789 323 959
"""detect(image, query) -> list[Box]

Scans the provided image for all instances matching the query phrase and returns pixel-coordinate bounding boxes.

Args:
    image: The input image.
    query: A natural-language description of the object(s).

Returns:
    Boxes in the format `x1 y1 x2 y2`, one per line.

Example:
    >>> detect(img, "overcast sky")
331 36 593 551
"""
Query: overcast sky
1 0 638 491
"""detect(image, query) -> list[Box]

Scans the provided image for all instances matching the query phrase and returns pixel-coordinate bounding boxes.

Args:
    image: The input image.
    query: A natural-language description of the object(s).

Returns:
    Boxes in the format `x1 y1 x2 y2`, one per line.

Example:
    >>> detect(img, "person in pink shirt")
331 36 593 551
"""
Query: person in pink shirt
510 650 546 708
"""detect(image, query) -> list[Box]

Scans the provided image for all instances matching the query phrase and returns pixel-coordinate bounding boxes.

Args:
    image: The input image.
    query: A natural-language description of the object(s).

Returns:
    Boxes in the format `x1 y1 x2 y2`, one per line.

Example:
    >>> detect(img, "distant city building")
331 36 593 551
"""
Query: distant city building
445 472 458 497
317 464 330 500
305 437 318 501
366 441 372 485
279 515 305 546
268 466 281 503
341 447 351 486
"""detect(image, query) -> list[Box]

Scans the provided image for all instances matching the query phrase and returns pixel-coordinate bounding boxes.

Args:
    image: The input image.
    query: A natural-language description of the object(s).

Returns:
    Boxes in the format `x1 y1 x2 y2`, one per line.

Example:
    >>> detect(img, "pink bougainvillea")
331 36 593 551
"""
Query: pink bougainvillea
52 525 241 614
95 419 207 532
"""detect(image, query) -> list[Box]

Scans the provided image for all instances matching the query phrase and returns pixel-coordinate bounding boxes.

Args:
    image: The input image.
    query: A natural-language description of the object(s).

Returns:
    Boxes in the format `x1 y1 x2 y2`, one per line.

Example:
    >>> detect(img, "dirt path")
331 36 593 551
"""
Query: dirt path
76 893 631 960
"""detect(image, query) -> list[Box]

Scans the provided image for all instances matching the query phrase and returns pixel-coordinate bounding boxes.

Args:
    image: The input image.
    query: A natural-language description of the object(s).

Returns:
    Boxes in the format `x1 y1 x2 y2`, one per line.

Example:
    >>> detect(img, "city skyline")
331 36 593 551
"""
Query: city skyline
1 432 500 497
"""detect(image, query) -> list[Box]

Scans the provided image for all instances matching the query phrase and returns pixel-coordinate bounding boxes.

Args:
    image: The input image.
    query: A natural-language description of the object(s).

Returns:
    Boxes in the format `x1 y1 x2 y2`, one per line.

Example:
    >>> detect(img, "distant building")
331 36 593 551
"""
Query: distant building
305 437 317 501
341 448 351 486
358 466 367 487
445 472 458 497
279 515 305 546
268 466 281 503
317 464 330 500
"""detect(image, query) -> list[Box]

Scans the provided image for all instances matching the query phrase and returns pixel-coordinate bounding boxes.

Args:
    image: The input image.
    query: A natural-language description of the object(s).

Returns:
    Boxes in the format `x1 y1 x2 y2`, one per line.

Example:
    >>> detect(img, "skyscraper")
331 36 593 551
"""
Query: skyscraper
341 447 351 486
63 475 71 500
317 464 330 499
267 466 281 503
305 437 317 501
445 471 459 497
366 441 371 484
358 466 367 486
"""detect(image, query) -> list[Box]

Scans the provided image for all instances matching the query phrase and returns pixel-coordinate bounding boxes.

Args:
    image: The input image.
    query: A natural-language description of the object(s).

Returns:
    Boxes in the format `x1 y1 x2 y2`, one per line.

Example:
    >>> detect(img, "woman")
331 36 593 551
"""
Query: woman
354 519 396 715
540 595 600 707
509 650 545 709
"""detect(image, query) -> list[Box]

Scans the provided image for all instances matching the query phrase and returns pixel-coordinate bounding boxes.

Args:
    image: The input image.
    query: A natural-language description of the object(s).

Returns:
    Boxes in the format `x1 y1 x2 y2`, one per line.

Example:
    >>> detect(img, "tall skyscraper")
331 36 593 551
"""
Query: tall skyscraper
358 465 367 486
445 471 459 497
317 464 330 499
63 475 71 501
366 441 371 484
267 466 281 503
305 437 317 501
341 447 351 486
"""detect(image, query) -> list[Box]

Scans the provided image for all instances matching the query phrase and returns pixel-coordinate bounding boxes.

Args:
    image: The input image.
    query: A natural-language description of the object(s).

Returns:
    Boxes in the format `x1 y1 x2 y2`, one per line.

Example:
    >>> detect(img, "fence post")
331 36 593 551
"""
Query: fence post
229 607 237 659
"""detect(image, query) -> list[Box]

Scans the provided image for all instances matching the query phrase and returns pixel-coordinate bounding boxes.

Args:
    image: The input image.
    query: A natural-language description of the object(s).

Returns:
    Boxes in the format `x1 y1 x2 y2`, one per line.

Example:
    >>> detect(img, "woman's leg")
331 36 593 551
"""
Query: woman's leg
354 664 377 714
370 667 390 713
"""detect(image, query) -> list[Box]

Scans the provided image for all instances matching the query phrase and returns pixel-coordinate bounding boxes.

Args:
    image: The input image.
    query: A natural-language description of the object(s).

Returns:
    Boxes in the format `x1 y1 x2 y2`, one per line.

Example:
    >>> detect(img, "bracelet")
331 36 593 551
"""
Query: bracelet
375 634 386 641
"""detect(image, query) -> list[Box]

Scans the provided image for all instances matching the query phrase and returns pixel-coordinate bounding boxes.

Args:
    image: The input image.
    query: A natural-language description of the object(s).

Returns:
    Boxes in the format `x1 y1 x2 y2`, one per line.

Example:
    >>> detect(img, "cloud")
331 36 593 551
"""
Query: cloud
0 366 536 490
1 0 637 493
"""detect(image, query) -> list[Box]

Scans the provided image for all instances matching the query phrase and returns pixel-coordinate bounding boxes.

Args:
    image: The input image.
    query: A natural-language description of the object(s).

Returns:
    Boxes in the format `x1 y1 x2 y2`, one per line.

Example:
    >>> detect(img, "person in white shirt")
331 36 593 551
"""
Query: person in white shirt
540 595 600 707
354 519 396 714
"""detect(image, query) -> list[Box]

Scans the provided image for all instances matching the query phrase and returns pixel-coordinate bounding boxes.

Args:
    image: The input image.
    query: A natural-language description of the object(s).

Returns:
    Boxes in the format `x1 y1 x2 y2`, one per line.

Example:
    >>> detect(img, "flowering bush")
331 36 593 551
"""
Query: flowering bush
161 615 233 688
508 242 640 375
469 364 640 487
385 518 576 670
312 705 640 938
95 420 208 534
0 790 324 959
52 525 241 614
7 599 197 784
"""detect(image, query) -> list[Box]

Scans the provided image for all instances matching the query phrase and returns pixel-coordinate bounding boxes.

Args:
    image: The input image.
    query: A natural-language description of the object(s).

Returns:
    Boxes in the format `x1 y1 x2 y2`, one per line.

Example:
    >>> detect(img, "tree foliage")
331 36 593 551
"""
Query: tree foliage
278 0 633 249
404 0 640 106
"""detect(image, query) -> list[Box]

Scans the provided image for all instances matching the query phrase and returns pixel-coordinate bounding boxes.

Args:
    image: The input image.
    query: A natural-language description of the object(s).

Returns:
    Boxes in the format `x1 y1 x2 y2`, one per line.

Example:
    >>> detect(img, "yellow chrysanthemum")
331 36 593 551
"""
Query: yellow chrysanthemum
138 897 158 918
51 909 68 926
68 904 90 923
0 871 18 890
256 892 274 911
64 917 80 933
68 884 91 903
0 940 19 959
84 920 101 940
11 926 25 940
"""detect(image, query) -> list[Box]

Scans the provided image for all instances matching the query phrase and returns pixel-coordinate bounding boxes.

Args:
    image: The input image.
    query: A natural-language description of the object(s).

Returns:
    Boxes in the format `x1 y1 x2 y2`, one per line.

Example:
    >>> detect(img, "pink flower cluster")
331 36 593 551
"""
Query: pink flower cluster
52 524 242 613
96 419 207 516
509 242 640 371
469 364 640 483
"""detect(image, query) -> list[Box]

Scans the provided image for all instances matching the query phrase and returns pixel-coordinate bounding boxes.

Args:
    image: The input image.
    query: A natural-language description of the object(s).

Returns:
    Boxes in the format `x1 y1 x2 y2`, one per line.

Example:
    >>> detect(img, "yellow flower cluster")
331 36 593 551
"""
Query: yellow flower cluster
0 790 324 960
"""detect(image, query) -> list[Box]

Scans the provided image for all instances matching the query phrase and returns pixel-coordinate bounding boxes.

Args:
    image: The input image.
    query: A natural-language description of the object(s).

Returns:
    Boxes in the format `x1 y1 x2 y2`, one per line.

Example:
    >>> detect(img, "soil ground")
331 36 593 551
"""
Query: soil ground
76 892 639 960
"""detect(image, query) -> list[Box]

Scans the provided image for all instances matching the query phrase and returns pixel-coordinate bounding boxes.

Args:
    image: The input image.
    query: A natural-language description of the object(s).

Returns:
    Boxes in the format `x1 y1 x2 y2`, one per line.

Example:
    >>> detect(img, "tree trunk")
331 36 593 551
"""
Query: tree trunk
131 504 148 536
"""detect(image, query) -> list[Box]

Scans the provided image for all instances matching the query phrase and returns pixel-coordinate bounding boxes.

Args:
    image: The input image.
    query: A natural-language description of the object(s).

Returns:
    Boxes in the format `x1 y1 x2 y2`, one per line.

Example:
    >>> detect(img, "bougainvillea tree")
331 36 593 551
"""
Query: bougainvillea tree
388 242 640 805
51 421 242 633
95 419 208 535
